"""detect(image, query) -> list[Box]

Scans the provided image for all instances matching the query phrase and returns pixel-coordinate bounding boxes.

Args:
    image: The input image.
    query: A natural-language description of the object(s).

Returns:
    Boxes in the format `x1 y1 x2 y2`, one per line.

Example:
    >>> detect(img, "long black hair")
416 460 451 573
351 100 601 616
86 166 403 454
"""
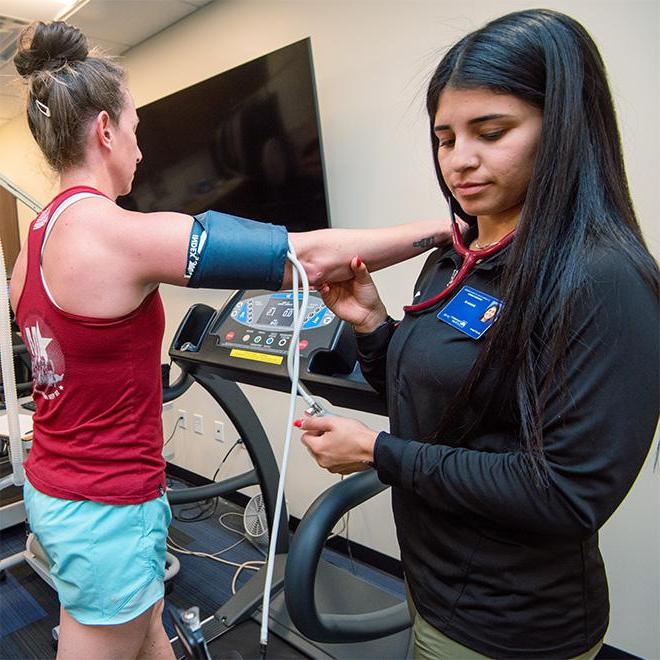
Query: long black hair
427 9 659 481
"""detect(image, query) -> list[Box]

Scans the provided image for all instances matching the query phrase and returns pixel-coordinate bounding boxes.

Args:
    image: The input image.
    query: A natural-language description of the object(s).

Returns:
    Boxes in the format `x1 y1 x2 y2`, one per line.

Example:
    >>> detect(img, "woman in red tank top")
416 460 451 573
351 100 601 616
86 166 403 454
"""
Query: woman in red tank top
8 20 453 659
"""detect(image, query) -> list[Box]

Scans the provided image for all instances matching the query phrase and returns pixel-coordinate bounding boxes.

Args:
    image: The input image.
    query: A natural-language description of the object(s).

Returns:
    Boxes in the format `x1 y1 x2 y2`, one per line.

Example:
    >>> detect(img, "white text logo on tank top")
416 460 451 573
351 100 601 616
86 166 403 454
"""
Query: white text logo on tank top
33 206 52 231
23 319 65 400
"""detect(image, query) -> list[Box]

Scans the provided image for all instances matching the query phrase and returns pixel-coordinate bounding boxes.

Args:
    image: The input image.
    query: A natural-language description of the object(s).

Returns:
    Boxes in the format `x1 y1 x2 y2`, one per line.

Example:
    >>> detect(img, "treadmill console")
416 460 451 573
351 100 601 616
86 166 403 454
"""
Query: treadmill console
211 291 337 358
169 290 384 416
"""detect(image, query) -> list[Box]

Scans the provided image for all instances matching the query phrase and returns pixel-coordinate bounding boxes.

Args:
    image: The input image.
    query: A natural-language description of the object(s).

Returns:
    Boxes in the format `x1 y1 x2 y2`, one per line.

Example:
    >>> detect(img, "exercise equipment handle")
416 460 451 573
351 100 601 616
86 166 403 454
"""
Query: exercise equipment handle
284 469 410 642
162 369 194 403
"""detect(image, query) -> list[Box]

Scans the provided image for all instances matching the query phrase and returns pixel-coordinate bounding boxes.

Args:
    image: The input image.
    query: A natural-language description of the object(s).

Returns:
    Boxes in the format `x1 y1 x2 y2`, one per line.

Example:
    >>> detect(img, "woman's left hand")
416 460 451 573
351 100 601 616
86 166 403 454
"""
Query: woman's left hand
296 415 379 475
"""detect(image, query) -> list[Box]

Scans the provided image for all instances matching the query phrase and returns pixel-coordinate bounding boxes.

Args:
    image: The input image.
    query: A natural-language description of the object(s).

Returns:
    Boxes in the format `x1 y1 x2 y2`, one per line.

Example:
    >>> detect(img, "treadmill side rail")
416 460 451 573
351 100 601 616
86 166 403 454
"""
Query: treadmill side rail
285 470 411 643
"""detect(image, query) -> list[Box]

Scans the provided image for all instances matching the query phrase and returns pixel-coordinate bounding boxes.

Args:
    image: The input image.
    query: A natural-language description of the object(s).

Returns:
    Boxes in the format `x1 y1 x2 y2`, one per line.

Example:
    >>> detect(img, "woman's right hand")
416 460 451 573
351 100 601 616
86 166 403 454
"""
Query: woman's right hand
319 256 388 333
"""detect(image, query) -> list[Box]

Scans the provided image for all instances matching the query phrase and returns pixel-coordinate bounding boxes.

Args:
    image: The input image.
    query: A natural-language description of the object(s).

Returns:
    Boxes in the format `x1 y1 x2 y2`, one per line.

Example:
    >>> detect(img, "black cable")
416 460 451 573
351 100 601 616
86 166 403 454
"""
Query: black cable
168 476 213 523
163 415 184 447
212 438 242 481
173 498 218 523
335 476 356 573
164 418 220 523
345 510 356 575
170 439 243 523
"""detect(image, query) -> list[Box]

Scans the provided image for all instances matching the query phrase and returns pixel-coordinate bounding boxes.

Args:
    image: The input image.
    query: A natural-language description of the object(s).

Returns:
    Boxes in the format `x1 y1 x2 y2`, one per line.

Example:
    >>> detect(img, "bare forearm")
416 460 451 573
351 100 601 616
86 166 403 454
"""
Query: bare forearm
339 219 450 270
285 219 450 287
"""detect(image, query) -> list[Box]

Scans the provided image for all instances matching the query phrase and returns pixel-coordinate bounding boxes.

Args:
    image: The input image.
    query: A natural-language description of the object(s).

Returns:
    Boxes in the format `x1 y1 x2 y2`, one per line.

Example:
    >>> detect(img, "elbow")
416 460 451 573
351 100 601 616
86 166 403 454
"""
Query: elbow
553 518 600 541
541 502 603 540
525 515 598 541
535 472 610 540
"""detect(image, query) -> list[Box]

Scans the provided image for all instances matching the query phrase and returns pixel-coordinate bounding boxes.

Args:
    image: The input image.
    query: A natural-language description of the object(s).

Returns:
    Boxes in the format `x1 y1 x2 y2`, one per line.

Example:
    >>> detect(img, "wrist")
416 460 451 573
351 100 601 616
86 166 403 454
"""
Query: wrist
359 428 378 464
353 306 388 334
409 219 452 252
435 219 453 246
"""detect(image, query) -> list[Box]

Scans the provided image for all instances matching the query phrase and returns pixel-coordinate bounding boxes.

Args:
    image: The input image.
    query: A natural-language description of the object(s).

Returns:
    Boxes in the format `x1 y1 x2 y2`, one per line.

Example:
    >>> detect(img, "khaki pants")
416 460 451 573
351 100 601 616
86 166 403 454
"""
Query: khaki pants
406 587 604 660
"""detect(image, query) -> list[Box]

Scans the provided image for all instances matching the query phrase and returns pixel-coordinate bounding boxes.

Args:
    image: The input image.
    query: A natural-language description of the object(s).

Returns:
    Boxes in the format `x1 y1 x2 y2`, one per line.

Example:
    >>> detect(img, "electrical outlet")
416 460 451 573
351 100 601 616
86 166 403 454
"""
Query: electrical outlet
193 414 204 435
177 409 188 429
214 421 224 443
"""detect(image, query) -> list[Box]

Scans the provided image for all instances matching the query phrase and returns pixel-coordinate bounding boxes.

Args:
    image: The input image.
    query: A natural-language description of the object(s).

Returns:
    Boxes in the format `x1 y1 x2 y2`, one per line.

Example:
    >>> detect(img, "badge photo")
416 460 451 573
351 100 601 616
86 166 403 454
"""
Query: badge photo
437 286 503 339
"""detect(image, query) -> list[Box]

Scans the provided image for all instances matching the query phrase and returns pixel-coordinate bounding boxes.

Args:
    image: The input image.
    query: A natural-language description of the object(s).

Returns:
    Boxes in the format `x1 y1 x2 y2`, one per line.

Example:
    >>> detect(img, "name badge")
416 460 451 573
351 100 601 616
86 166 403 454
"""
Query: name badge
437 285 503 339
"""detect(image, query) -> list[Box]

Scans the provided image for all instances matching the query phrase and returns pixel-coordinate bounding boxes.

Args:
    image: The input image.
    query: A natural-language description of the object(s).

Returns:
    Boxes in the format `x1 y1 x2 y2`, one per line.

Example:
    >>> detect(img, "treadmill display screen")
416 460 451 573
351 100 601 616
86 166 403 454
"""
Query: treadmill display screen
257 299 295 328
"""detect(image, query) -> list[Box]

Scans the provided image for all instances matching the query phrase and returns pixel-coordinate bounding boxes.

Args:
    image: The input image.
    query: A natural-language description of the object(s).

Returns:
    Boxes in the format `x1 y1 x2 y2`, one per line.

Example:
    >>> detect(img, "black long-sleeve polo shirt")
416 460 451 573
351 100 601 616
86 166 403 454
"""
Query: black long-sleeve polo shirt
357 242 658 658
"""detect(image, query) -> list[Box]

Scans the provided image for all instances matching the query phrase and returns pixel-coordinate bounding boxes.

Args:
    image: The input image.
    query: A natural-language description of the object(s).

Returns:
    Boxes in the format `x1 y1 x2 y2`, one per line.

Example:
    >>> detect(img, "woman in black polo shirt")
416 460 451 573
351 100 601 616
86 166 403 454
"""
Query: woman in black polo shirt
297 9 659 659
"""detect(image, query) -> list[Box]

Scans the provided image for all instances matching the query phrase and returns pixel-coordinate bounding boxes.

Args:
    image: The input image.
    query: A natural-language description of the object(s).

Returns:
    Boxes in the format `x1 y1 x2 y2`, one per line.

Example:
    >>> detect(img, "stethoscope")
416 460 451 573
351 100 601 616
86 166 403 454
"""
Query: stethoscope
403 196 516 314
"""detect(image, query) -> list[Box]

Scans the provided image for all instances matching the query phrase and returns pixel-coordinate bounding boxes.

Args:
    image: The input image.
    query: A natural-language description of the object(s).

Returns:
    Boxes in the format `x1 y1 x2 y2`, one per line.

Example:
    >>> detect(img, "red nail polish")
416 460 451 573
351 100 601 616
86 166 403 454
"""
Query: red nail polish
294 419 303 428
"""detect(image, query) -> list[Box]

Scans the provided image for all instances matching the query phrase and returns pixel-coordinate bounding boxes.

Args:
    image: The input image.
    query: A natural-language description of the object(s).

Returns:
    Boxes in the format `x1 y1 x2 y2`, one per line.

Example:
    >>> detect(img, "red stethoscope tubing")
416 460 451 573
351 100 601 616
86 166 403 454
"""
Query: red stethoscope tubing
403 199 516 314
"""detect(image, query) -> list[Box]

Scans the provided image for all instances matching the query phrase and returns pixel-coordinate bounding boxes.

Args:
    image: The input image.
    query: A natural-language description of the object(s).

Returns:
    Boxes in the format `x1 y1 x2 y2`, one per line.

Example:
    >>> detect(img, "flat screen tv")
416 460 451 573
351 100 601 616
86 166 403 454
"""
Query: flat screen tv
119 38 330 232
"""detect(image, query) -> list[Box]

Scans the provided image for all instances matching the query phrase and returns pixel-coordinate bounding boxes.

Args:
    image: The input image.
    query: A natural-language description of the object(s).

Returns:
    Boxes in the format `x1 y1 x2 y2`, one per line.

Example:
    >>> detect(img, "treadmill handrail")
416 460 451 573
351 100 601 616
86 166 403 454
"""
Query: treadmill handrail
163 371 194 403
167 469 258 505
0 172 42 214
284 469 411 642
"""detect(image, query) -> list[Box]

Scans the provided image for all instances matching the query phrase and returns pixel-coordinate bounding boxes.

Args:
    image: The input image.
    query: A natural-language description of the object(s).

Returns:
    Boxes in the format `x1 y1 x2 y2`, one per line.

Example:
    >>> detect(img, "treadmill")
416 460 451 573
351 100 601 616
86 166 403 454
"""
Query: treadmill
166 290 411 659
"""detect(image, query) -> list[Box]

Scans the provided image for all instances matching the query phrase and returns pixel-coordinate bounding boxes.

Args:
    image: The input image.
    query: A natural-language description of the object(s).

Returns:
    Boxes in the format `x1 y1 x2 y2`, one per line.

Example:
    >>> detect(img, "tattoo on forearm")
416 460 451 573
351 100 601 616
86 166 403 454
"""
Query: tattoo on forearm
413 236 437 249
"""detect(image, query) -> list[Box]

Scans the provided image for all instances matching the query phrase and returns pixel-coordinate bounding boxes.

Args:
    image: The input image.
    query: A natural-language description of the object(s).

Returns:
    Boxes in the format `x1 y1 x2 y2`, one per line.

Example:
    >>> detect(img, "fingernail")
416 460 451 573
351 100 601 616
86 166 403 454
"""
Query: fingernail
355 256 362 267
294 419 303 428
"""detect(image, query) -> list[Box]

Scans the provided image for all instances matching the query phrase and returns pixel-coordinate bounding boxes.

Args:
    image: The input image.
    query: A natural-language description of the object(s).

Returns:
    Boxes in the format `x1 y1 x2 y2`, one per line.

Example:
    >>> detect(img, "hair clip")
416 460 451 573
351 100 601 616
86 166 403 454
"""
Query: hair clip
35 99 51 118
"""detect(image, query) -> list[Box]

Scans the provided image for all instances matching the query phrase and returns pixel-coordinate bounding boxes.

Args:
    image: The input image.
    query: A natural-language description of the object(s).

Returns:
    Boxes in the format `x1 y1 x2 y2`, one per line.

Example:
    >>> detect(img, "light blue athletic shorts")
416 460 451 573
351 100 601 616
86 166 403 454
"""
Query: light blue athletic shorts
23 477 172 625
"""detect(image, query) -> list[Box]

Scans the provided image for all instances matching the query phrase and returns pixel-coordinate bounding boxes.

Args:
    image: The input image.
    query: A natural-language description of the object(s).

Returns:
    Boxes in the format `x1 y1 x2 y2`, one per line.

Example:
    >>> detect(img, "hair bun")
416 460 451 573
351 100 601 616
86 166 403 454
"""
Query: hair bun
14 21 88 77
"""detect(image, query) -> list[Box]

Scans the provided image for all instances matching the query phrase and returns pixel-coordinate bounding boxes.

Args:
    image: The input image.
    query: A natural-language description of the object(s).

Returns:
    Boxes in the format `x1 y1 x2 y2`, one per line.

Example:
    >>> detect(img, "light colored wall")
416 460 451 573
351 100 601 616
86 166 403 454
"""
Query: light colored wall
0 1 657 656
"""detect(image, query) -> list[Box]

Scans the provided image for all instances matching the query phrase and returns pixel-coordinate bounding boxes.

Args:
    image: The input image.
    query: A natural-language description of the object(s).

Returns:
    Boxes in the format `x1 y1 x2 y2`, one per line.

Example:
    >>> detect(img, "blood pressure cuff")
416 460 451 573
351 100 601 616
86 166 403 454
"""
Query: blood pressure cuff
186 210 288 291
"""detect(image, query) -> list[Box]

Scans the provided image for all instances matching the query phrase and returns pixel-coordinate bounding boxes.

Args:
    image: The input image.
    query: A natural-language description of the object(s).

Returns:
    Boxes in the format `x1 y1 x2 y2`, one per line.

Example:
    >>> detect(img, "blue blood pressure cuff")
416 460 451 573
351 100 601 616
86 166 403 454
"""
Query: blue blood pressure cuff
186 210 288 291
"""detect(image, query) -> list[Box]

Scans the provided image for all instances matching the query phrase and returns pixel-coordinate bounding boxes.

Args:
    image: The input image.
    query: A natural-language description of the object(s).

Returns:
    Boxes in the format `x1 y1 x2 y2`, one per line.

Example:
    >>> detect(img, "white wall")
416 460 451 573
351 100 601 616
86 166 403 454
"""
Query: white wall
1 1 657 656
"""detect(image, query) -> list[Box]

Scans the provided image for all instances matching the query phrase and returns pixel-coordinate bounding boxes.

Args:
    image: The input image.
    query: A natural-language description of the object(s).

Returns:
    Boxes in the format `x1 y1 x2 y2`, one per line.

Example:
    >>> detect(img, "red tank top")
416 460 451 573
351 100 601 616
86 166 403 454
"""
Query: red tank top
15 186 167 504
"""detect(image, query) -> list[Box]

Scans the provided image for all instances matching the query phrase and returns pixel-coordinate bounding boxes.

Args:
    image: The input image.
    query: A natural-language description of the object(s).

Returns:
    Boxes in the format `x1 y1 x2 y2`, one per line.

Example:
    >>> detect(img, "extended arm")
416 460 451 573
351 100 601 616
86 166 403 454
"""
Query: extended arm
112 204 451 291
285 219 451 287
29 200 450 319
